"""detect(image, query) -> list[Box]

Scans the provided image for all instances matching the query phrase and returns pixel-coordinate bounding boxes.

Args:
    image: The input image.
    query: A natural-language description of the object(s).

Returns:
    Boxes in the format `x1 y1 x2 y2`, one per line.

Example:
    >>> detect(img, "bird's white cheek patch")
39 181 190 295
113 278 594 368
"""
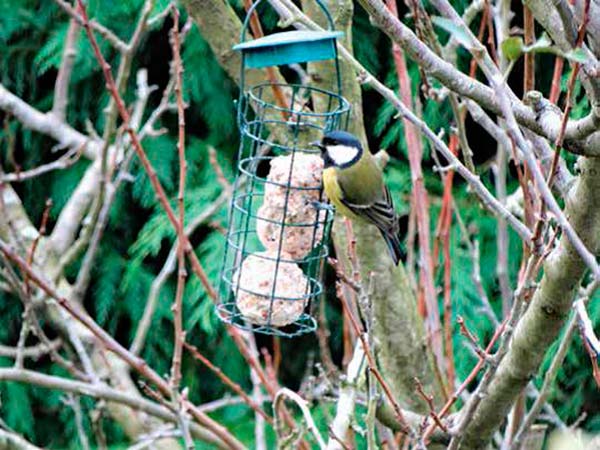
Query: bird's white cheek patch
326 145 359 166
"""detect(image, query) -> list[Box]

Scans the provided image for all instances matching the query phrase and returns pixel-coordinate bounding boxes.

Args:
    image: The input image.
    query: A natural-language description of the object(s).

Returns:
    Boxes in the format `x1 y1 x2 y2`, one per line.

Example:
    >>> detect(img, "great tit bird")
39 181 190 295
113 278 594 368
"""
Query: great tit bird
312 130 404 265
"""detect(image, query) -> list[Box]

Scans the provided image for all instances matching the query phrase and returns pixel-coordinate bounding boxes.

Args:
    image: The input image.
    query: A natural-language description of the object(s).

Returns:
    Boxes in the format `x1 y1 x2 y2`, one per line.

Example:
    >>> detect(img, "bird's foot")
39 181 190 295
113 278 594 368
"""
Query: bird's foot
311 201 335 212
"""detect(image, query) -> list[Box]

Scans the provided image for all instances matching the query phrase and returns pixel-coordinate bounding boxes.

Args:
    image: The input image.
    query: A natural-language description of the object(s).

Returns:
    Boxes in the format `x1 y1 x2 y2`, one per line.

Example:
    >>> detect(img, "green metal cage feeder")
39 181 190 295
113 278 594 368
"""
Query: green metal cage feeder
216 0 350 337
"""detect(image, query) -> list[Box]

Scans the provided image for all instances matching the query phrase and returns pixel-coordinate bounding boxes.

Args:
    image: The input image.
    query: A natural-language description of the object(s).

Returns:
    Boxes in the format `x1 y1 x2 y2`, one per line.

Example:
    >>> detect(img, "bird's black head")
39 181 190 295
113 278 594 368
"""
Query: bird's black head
321 130 362 149
313 130 363 168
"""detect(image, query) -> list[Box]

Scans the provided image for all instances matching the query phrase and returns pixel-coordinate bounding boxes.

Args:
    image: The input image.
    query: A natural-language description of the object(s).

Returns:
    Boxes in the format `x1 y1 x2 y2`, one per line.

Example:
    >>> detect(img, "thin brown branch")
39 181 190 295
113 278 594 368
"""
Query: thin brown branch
523 5 536 93
414 377 448 433
23 198 52 296
422 317 508 441
0 241 245 450
385 0 443 375
53 0 128 53
334 280 411 434
547 0 591 188
14 199 52 368
208 146 232 192
169 5 187 393
75 0 218 302
433 133 458 389
457 316 488 360
549 57 565 104
183 342 273 424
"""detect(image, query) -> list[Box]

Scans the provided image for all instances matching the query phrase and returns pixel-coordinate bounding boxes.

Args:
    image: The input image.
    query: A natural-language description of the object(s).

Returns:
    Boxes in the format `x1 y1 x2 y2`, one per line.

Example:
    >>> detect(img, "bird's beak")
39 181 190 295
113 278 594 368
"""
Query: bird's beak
310 140 325 151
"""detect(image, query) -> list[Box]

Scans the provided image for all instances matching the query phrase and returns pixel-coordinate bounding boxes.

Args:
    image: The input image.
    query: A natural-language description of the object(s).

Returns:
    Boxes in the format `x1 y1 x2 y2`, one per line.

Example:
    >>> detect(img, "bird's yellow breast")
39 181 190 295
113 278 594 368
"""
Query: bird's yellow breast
322 167 359 219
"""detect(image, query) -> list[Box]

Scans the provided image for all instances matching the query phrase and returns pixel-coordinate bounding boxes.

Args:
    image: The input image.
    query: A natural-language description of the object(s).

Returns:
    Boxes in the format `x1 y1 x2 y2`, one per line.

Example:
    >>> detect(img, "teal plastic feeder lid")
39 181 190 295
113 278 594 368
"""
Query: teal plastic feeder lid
233 30 344 68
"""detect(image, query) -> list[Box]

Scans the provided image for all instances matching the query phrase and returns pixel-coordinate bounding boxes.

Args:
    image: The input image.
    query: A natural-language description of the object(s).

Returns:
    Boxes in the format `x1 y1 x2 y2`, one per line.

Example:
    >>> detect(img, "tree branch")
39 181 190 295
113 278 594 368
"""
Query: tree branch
0 428 44 450
0 368 228 448
457 155 600 449
0 83 100 159
0 339 62 360
511 314 577 449
356 0 600 155
0 240 246 450
52 12 81 121
0 145 83 183
53 0 128 53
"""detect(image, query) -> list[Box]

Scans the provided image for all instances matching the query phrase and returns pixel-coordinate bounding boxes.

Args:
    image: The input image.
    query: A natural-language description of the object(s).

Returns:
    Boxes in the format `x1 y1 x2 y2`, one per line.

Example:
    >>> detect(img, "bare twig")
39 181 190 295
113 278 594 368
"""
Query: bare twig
363 72 533 242
334 279 411 434
274 388 327 450
546 0 592 189
183 342 273 424
14 199 52 368
53 0 128 53
434 133 458 388
574 297 600 387
251 356 267 450
130 191 227 355
0 241 245 450
0 429 44 450
422 316 508 440
52 11 81 121
414 377 448 433
62 394 91 450
169 5 187 394
0 83 101 160
75 0 218 302
209 146 232 192
0 368 229 448
549 57 565 104
1 145 83 183
70 0 155 304
445 254 539 449
128 427 181 450
523 5 535 93
24 199 52 293
0 339 62 360
492 77 600 280
385 0 442 374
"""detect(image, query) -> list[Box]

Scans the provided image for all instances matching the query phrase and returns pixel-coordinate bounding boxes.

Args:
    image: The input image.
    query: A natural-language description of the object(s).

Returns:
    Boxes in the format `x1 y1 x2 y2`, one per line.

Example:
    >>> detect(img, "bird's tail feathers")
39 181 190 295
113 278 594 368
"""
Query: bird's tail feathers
381 228 405 266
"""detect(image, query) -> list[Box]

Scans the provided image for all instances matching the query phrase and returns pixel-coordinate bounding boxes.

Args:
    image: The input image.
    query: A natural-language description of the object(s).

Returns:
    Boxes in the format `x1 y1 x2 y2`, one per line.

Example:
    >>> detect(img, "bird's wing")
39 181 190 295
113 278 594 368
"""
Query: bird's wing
340 184 398 233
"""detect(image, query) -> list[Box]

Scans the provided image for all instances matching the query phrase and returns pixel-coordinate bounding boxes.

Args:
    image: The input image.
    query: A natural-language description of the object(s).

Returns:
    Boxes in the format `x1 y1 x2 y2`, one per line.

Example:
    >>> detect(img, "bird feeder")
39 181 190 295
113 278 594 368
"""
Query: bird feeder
216 0 350 337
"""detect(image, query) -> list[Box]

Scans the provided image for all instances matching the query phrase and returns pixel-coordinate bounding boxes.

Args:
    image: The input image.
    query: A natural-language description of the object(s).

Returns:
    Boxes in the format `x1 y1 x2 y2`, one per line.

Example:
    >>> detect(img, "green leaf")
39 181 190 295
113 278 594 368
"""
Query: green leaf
501 37 524 61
